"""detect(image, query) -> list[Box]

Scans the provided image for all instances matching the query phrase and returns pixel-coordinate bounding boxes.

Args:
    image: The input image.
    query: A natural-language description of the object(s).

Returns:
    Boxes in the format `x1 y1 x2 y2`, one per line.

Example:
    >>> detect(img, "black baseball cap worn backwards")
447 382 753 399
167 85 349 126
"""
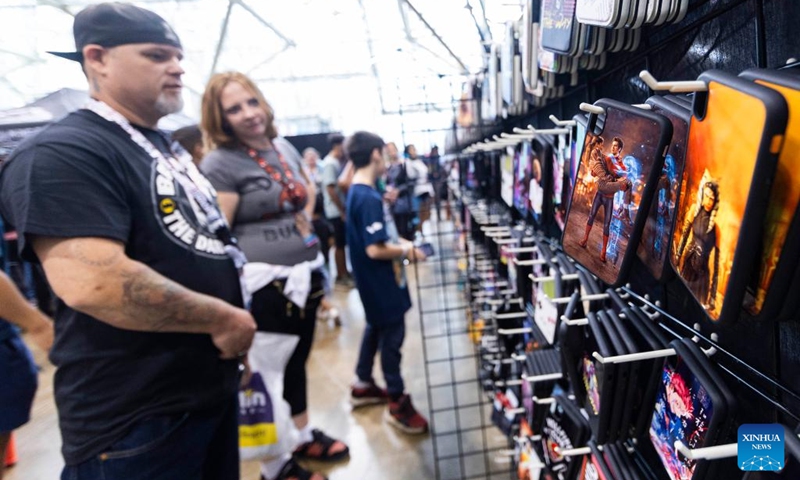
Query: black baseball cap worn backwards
48 2 182 62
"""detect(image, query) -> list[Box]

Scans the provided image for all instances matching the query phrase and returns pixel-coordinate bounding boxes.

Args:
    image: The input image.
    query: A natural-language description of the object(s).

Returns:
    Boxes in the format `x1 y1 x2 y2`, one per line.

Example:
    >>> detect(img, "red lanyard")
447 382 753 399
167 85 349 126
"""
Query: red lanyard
245 147 307 215
247 148 296 188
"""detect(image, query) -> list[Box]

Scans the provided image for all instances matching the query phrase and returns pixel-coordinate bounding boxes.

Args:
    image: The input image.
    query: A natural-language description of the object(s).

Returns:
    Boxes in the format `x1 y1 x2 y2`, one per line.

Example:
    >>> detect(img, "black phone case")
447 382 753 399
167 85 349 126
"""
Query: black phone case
621 307 669 441
563 99 672 287
598 310 631 442
645 339 730 480
638 96 691 282
671 70 789 323
531 138 555 226
542 394 592 480
587 311 617 444
616 441 647 480
540 0 581 55
588 441 616 480
606 309 643 441
674 338 739 480
606 442 636 480
738 69 800 321
676 338 737 443
558 319 588 409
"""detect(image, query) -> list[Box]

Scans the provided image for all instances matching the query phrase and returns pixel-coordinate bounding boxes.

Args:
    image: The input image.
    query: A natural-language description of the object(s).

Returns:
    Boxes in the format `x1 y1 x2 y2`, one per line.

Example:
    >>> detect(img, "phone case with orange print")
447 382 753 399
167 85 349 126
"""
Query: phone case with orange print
670 70 788 324
738 69 800 321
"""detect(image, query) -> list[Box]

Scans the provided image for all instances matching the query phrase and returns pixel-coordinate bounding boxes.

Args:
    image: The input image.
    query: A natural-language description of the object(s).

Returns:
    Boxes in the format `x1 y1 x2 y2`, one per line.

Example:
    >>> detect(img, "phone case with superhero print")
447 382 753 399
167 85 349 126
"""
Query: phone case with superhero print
638 97 691 282
563 99 672 287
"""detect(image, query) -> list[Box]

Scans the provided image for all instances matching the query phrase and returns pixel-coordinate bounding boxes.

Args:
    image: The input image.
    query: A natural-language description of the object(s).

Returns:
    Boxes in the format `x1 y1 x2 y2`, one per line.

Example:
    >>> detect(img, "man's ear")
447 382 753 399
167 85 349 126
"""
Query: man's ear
82 45 108 78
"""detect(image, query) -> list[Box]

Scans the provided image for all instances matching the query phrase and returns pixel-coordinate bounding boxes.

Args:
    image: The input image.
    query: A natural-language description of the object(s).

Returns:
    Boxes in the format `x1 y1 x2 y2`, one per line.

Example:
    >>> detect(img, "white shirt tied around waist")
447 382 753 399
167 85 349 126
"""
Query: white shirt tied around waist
243 252 326 309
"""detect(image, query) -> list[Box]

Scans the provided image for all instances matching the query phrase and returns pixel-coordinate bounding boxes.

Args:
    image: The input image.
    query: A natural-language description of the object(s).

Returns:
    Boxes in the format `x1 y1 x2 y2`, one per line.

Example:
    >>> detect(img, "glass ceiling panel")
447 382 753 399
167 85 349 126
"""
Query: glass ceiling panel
0 0 521 144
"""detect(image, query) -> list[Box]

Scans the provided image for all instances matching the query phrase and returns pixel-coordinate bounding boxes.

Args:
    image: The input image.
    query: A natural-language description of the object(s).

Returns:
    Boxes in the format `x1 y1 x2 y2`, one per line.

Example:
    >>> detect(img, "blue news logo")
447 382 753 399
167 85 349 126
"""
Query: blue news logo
738 424 784 472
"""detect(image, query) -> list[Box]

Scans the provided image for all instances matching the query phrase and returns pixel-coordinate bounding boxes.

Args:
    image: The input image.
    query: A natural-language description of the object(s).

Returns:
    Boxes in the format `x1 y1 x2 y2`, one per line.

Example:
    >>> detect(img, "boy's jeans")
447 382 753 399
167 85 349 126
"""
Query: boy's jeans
356 320 406 397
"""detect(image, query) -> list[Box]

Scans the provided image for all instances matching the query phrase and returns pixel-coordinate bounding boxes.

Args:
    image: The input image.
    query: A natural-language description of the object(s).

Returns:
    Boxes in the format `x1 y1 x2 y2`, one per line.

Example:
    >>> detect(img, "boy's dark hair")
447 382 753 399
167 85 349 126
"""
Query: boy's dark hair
171 124 203 152
612 136 624 150
328 132 345 147
346 131 385 169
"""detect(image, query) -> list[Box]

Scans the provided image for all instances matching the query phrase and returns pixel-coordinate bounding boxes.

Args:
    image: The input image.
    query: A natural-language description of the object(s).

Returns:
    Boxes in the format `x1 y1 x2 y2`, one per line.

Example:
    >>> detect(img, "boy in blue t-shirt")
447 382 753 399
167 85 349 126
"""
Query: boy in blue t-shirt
345 131 429 434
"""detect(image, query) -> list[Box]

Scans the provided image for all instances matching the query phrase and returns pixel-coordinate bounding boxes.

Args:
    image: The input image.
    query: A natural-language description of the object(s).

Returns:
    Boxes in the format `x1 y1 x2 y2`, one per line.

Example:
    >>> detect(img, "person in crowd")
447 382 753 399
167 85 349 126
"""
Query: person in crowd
0 270 53 480
171 124 204 166
201 71 348 480
345 131 429 435
405 144 434 237
385 142 414 241
320 134 353 287
427 145 447 220
0 4 256 480
303 147 340 326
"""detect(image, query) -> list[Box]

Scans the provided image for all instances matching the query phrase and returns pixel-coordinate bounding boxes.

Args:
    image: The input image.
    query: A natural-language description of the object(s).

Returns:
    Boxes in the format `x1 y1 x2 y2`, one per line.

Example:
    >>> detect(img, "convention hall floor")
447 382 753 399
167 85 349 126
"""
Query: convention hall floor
7 218 511 480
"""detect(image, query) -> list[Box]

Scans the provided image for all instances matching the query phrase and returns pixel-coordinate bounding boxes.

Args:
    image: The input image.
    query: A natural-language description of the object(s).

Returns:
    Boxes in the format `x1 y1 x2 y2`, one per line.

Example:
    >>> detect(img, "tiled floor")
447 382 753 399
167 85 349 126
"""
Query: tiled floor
6 219 511 480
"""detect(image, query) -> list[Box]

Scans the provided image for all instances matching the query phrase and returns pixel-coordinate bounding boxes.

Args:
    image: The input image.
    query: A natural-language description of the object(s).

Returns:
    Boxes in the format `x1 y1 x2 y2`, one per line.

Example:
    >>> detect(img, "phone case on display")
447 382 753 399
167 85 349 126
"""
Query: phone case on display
584 312 617 443
645 0 661 24
653 0 672 25
619 306 669 441
644 339 732 480
522 0 541 93
637 97 691 282
552 132 573 232
542 394 591 480
605 309 643 441
586 441 615 480
563 98 672 287
487 44 500 122
617 441 651 480
597 310 633 442
627 0 649 28
665 93 694 109
604 442 635 480
670 70 788 323
527 139 553 225
541 0 585 56
576 0 618 28
674 338 740 480
737 69 800 320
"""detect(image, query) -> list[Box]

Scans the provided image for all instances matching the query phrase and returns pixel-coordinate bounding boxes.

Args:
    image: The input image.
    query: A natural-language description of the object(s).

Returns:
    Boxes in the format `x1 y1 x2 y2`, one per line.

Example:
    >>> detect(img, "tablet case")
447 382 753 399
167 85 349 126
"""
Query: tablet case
638 97 690 282
738 69 800 320
563 99 672 286
670 70 788 323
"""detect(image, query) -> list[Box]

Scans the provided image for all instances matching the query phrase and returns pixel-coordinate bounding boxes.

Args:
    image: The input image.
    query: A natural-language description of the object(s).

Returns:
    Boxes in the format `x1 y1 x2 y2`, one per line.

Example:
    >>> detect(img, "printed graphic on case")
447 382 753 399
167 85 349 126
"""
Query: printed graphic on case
502 148 516 207
670 73 787 321
638 101 689 280
563 107 665 285
649 359 713 480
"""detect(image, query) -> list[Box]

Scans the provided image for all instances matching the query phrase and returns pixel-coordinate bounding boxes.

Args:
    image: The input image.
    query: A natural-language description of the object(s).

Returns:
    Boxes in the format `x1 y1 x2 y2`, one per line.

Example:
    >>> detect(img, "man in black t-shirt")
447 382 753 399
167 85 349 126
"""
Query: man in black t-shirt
0 4 255 480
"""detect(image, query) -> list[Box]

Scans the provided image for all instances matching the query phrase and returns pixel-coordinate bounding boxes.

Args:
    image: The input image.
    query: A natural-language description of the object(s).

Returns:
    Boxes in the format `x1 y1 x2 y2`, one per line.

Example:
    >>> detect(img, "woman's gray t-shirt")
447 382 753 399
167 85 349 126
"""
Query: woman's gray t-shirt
201 138 320 266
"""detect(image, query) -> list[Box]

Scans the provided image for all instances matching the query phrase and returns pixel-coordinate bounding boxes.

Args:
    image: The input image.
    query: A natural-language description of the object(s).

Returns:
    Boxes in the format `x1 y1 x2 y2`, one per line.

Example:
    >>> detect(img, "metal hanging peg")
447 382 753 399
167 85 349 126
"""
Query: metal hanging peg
639 70 708 93
549 114 577 127
674 440 738 461
579 102 605 115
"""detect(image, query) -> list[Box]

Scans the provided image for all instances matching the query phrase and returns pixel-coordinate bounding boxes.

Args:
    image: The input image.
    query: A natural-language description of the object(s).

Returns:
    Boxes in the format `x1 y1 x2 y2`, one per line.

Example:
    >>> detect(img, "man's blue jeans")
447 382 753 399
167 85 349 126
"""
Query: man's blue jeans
61 396 239 480
356 319 406 397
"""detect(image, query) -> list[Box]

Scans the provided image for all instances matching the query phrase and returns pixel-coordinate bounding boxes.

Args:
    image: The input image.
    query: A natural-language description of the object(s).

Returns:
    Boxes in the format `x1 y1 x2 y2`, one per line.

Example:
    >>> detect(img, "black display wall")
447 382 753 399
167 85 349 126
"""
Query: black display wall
449 0 800 441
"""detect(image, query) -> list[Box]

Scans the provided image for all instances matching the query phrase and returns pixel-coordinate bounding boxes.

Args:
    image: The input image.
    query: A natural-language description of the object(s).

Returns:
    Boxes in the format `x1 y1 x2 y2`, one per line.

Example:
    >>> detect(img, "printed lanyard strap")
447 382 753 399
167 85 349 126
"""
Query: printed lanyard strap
85 100 250 305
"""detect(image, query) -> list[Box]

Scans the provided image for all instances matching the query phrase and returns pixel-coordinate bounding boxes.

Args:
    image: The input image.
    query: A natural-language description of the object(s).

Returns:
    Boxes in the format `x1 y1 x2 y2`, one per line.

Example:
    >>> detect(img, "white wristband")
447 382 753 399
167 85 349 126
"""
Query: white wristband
401 243 412 259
